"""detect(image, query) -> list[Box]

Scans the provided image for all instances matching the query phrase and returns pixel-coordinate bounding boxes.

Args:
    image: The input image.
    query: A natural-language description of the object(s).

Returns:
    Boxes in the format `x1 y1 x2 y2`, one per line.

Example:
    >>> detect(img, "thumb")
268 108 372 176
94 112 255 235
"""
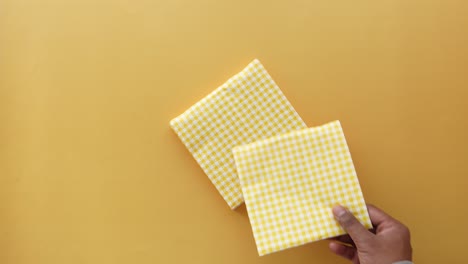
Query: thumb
333 205 373 245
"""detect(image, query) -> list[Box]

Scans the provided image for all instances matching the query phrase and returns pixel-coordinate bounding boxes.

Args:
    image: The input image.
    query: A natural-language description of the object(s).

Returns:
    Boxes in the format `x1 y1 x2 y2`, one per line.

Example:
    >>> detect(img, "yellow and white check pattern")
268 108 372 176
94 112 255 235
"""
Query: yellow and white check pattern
170 59 306 209
233 120 372 256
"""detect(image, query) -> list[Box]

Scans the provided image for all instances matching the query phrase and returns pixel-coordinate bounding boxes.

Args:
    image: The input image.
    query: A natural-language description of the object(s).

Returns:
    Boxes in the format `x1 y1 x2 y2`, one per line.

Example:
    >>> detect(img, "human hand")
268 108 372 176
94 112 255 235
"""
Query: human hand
329 204 412 264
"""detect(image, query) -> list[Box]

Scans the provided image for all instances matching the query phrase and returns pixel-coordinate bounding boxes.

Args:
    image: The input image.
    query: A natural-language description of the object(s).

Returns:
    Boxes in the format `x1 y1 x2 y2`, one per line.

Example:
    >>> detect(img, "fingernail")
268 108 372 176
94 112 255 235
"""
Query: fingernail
332 205 347 218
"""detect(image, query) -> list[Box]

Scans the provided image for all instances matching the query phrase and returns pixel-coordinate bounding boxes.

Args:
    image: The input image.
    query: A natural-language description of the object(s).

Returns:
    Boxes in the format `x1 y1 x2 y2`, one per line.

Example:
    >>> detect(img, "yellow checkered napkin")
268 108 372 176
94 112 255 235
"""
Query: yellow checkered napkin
233 120 372 255
170 59 306 209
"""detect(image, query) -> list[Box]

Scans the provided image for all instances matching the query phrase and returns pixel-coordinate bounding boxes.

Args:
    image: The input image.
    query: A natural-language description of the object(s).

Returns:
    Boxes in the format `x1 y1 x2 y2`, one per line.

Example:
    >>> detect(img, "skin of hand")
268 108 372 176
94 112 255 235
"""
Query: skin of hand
329 204 412 264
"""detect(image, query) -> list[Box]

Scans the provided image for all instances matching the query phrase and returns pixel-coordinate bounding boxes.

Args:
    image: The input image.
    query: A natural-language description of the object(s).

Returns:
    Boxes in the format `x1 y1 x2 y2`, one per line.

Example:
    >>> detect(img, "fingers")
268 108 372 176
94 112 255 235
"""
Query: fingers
333 205 373 244
328 235 354 246
329 241 356 261
367 204 393 227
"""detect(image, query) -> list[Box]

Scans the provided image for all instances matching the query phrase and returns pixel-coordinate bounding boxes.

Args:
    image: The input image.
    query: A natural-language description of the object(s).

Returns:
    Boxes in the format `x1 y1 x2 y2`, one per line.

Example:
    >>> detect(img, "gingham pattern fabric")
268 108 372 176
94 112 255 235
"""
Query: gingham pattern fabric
170 59 306 209
233 120 371 255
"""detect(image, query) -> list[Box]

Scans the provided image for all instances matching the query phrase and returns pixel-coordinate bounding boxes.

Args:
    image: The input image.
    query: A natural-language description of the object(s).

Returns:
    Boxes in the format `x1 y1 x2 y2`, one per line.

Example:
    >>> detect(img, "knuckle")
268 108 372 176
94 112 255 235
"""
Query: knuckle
395 222 411 238
401 225 411 237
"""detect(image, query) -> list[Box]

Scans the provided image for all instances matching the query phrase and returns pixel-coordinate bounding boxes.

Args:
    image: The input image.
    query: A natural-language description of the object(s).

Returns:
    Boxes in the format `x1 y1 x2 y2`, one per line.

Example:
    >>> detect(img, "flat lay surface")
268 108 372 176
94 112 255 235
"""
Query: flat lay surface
1 0 468 263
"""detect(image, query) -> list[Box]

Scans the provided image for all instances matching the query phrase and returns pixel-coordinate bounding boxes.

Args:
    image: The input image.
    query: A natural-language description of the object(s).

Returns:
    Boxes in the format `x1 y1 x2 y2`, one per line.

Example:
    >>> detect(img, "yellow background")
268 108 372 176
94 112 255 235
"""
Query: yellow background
1 0 467 263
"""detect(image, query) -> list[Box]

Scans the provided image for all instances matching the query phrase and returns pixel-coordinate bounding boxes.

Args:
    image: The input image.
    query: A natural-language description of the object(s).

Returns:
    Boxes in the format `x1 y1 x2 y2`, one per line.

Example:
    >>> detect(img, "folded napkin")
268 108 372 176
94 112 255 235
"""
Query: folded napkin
233 120 371 255
170 59 306 209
